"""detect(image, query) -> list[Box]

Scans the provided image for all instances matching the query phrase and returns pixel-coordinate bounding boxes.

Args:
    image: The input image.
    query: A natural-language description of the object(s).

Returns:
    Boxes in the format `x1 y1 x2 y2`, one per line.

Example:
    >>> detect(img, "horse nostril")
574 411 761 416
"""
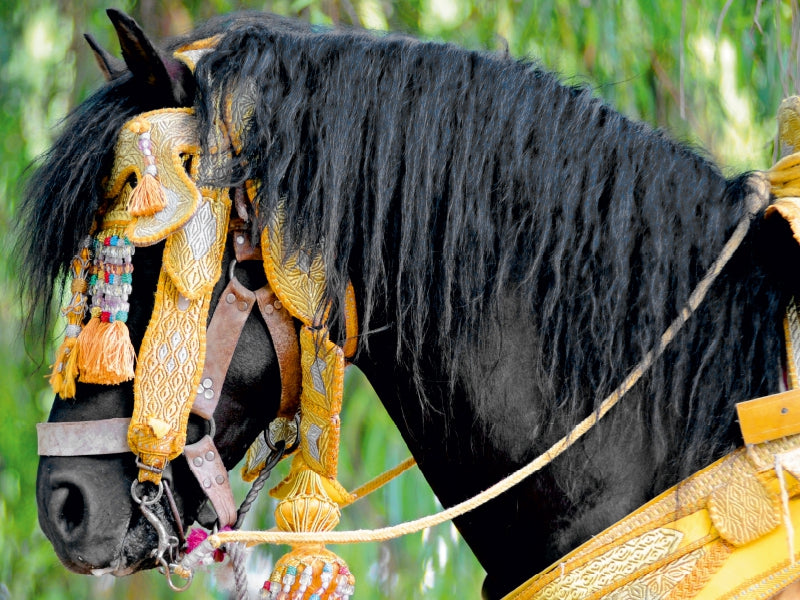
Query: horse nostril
51 483 86 536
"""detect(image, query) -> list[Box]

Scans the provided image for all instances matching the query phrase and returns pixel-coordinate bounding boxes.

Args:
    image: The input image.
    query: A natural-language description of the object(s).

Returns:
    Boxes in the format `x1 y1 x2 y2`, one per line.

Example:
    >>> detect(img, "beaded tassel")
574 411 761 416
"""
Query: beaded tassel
76 231 136 384
127 119 167 217
261 554 354 600
49 238 93 398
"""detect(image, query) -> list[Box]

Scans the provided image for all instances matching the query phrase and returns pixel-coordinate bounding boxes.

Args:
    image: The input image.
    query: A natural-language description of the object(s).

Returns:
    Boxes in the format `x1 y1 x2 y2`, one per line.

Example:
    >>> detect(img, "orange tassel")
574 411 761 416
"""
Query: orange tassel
77 316 135 384
127 173 166 217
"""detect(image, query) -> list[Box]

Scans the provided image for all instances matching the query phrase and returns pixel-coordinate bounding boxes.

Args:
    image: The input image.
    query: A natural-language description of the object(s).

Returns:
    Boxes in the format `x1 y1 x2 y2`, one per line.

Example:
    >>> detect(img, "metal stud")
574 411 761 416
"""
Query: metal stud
193 457 203 467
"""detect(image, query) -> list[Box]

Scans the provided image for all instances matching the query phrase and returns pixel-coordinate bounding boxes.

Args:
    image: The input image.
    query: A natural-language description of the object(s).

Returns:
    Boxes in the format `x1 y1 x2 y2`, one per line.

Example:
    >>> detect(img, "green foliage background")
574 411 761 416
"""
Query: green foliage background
0 1 798 598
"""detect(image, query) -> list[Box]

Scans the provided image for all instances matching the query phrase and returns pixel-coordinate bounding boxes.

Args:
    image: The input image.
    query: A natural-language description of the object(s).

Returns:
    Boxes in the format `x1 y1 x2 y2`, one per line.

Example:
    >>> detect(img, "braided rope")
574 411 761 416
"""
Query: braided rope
786 298 800 388
235 443 285 530
226 541 249 600
210 186 767 550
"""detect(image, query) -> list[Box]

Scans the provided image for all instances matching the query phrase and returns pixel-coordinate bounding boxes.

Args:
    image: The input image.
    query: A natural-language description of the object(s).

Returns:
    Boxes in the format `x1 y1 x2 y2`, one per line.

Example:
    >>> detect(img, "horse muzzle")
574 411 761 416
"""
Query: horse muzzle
36 453 181 576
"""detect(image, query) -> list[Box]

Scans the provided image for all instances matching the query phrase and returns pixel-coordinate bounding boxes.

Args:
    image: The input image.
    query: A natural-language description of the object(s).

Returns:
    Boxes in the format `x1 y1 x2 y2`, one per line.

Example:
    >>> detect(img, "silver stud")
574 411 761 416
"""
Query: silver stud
205 451 215 461
193 457 203 467
203 378 213 388
215 474 225 485
236 235 245 245
226 293 236 304
203 478 212 488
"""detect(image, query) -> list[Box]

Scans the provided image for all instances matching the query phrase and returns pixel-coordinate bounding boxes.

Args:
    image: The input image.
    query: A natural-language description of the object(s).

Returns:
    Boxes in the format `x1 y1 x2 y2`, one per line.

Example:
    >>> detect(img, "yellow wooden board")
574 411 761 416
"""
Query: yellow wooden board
737 388 800 445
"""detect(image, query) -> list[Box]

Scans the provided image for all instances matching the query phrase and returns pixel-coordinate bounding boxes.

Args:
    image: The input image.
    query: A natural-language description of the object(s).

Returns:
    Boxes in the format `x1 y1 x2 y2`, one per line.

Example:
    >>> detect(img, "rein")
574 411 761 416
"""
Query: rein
209 172 773 551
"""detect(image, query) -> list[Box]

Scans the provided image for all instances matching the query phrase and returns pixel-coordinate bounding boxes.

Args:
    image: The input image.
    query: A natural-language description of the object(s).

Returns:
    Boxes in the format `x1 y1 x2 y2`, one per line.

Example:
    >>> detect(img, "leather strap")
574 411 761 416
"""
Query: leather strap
184 434 237 527
192 276 257 420
37 418 131 456
255 285 301 419
230 217 262 262
737 387 800 444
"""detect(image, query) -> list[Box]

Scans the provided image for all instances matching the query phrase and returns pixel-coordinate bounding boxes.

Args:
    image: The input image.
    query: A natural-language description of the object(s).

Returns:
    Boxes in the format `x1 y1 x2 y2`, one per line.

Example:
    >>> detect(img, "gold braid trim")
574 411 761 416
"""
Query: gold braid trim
128 267 209 481
259 202 357 597
504 435 800 600
662 541 732 600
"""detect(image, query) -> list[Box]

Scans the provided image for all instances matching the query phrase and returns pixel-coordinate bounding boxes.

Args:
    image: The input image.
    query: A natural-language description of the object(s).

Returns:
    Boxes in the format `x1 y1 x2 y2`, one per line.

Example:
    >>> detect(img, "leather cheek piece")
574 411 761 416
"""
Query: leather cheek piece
255 285 301 420
184 434 237 528
193 276 256 421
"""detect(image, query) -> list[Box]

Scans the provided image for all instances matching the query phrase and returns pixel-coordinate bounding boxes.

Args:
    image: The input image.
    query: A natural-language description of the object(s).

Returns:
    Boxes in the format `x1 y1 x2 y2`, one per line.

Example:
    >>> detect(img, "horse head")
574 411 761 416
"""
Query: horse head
27 10 286 577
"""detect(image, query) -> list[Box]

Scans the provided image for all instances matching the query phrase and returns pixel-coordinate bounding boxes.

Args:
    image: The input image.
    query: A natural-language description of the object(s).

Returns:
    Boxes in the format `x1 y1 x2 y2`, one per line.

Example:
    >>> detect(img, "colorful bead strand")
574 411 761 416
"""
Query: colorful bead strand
76 229 136 384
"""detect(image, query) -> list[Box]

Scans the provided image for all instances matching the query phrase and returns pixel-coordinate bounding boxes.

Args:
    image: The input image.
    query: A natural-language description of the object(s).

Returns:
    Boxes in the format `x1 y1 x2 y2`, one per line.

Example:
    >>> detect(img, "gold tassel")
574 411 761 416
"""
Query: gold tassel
49 337 79 398
49 244 92 398
76 313 135 384
125 117 166 217
127 172 166 216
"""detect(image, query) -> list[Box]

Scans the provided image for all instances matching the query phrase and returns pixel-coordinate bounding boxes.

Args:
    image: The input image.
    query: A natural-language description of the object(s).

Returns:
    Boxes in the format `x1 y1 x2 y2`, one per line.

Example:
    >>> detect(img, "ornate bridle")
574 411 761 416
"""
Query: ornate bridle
39 39 358 600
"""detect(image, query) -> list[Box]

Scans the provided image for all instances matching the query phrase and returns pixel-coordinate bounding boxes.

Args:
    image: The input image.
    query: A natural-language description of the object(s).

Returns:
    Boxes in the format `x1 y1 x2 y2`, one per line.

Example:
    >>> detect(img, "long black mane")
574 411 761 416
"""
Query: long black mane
195 18 788 482
19 12 791 504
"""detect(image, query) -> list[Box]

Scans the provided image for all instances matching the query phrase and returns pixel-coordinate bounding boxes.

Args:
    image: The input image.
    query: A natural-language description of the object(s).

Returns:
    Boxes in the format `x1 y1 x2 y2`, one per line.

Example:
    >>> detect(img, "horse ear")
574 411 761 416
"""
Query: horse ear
83 33 126 81
106 8 195 106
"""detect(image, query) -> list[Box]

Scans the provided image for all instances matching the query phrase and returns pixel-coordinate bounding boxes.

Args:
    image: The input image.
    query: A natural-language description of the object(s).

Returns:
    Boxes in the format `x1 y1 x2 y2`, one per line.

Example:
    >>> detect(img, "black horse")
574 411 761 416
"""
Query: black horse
19 10 800 599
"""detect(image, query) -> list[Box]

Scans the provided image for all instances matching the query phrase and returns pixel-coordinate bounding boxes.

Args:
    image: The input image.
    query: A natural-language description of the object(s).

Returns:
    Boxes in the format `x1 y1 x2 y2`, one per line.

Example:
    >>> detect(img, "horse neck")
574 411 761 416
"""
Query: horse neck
347 171 790 597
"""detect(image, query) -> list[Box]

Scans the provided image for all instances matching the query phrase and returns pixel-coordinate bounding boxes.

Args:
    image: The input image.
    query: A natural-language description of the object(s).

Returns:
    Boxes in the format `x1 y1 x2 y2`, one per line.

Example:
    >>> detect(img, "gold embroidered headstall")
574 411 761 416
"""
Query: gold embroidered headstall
48 75 359 597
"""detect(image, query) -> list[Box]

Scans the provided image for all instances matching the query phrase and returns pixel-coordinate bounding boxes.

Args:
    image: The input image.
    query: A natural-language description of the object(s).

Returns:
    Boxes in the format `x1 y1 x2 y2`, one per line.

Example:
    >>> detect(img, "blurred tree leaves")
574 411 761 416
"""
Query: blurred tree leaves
1 1 798 598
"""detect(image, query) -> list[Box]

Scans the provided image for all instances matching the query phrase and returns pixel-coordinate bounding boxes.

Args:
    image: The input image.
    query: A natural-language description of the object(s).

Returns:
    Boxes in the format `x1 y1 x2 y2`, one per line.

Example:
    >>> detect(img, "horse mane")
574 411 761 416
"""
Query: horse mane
18 13 788 488
195 19 788 481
